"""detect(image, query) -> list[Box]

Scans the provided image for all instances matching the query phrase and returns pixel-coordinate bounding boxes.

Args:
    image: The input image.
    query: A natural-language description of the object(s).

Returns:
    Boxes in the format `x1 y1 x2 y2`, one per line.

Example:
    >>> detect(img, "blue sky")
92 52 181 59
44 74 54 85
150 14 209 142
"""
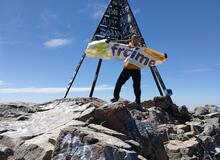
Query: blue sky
0 0 220 109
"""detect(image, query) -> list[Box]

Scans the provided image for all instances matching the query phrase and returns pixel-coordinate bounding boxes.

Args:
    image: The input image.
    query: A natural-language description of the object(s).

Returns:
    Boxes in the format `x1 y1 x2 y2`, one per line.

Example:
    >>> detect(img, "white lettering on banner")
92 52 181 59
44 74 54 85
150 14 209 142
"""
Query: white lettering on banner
85 40 166 68
110 43 156 67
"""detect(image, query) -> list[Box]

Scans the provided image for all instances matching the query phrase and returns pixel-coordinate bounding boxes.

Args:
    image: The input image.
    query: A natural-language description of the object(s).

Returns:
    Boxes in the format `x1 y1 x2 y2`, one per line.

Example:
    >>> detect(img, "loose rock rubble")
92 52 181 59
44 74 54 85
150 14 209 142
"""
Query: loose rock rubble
0 97 219 160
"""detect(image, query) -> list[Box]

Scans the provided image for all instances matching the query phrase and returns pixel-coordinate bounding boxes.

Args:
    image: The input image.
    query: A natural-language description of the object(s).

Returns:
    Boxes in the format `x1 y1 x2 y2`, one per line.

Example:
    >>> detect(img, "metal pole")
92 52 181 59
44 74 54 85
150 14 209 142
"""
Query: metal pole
150 67 163 96
89 59 103 97
64 53 86 98
152 66 167 91
152 66 173 104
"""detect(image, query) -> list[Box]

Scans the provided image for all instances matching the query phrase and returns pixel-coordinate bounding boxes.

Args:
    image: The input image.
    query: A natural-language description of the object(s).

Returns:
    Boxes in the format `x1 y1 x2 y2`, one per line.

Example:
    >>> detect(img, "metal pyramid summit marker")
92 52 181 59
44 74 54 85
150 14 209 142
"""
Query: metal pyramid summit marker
64 0 172 102
92 0 146 45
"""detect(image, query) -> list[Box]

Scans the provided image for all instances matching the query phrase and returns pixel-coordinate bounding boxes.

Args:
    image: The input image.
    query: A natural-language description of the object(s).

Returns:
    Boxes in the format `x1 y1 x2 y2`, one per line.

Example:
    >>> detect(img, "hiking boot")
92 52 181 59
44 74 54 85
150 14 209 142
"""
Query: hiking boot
135 99 141 105
136 105 145 112
135 101 145 111
129 101 145 111
110 97 119 103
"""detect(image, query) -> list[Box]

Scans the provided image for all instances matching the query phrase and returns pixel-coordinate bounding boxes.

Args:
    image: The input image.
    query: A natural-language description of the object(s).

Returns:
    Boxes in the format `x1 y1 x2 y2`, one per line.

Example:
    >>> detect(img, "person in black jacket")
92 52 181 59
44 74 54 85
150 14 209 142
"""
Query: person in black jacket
111 35 142 105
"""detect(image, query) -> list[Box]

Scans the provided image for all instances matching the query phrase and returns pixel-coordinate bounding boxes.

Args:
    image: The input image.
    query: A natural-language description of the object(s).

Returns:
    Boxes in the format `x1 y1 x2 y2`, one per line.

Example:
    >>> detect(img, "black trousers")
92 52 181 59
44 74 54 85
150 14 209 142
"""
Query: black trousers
113 68 141 103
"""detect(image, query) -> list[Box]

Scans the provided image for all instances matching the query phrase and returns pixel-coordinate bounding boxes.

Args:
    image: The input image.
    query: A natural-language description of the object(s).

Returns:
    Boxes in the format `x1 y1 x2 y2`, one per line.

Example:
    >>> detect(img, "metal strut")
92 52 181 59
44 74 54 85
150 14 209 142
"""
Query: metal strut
151 66 173 103
89 59 103 97
150 67 163 96
64 53 86 98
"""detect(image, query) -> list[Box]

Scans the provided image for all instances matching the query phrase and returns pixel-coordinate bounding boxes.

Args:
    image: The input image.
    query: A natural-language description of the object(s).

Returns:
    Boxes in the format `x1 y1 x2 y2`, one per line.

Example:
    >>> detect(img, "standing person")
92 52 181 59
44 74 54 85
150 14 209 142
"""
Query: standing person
111 34 142 105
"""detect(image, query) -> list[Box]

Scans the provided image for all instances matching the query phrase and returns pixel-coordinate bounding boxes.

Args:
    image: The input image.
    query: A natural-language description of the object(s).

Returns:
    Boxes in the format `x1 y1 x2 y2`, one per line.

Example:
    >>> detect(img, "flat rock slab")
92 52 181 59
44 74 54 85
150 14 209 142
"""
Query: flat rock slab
1 103 97 139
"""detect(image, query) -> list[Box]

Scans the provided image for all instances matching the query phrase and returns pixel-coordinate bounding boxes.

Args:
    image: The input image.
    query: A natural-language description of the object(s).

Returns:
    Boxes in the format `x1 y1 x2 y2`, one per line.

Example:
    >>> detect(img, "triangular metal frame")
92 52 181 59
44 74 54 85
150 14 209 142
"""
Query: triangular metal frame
64 0 173 102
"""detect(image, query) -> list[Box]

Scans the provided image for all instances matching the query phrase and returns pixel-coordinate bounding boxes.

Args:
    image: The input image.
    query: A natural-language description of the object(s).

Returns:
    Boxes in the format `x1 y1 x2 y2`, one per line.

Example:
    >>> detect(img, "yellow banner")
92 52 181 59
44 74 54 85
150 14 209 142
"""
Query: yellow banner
85 39 167 68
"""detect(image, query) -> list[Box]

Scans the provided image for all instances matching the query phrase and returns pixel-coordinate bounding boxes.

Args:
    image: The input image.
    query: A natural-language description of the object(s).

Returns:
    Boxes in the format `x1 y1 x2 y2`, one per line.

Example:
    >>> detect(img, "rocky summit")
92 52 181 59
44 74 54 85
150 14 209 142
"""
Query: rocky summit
0 97 220 160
